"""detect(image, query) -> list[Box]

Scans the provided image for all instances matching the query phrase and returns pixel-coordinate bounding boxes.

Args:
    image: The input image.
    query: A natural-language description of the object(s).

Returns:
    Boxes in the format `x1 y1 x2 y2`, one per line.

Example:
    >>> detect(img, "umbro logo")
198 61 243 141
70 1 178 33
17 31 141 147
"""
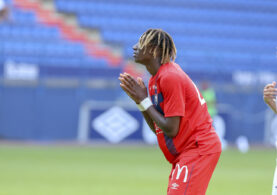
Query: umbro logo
171 183 179 190
156 130 163 135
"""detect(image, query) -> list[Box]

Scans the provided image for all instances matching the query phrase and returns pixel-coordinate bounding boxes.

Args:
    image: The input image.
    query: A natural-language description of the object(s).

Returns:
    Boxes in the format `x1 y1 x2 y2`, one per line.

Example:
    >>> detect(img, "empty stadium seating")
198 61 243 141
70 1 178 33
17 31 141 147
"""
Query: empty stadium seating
0 0 122 69
1 0 276 72
55 0 277 72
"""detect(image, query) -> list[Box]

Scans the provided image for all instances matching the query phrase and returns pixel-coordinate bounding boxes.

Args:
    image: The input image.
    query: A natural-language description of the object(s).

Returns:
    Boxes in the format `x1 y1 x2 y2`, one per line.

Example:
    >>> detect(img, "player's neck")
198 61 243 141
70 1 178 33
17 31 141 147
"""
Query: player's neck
147 59 161 76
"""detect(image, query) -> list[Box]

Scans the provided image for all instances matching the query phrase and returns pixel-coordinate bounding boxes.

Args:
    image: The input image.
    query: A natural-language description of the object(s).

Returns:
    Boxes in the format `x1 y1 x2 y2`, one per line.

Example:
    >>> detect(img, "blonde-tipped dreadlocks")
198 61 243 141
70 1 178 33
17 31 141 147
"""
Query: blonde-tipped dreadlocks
139 29 177 64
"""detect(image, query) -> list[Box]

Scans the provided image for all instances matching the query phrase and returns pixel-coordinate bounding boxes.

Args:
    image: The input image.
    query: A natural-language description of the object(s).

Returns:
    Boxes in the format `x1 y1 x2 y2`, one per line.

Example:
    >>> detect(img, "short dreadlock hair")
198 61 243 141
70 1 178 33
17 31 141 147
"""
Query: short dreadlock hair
139 29 177 64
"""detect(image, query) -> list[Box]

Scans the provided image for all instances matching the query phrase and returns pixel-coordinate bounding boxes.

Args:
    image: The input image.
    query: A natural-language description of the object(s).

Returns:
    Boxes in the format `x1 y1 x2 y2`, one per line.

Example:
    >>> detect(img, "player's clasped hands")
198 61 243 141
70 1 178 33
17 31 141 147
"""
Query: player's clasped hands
263 81 277 103
119 72 148 104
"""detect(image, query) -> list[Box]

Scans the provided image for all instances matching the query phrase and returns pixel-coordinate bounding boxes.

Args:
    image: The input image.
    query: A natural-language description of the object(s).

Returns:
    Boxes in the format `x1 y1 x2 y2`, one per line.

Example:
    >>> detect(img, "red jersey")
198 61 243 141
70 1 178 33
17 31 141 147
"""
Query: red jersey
148 62 221 163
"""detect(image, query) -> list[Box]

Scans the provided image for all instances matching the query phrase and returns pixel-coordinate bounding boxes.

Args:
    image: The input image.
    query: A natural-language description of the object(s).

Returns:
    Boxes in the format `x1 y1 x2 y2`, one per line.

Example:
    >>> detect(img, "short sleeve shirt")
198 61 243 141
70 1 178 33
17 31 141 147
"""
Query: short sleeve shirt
148 62 221 163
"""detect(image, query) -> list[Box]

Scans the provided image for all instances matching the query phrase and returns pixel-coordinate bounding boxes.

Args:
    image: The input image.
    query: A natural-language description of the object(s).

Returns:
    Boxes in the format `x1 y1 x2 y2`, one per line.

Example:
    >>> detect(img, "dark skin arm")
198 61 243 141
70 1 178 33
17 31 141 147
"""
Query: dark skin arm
133 76 155 133
142 110 155 133
119 73 155 133
119 73 180 138
145 106 180 138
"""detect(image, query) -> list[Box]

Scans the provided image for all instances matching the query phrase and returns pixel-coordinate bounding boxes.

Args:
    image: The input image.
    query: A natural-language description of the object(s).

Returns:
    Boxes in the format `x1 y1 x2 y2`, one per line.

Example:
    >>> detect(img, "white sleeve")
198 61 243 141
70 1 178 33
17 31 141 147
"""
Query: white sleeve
0 0 6 11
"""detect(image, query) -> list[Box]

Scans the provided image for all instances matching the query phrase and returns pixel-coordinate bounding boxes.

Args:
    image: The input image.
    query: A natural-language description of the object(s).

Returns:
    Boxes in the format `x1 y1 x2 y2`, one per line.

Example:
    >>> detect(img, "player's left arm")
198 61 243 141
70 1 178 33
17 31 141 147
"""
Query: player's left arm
144 106 180 138
119 73 180 138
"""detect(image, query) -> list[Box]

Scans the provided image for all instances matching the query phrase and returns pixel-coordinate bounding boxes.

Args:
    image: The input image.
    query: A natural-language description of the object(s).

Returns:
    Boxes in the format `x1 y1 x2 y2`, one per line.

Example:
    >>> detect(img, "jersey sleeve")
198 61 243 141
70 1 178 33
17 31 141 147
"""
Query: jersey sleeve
160 73 186 117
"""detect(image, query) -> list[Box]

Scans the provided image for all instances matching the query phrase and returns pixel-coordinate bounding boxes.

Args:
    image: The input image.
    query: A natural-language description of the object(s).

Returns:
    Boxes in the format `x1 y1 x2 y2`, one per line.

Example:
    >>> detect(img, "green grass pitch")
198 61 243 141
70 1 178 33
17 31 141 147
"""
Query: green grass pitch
0 144 275 195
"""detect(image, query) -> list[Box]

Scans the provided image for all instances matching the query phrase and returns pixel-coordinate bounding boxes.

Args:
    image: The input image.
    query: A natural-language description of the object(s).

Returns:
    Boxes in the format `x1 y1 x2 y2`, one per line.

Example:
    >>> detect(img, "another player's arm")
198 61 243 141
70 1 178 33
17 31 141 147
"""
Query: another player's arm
119 73 179 138
263 81 277 114
0 2 9 22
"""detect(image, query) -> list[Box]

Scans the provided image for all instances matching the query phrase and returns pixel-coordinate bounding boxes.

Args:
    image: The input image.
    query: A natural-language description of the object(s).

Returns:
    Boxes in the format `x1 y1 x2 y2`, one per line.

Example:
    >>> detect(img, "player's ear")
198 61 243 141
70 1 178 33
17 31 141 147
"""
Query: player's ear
147 45 155 55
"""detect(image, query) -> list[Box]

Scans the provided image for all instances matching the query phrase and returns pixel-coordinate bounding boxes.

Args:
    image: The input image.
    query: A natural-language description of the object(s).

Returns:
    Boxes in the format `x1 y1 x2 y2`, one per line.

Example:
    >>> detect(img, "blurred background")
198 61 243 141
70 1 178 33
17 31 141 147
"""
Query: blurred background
0 0 277 194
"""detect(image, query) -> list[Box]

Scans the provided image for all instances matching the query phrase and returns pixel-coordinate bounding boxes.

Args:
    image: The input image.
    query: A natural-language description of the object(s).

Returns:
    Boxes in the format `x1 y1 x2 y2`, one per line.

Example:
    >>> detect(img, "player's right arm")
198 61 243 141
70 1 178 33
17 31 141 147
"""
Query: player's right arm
141 112 155 133
119 74 155 133
119 73 179 137
136 77 155 133
263 81 277 114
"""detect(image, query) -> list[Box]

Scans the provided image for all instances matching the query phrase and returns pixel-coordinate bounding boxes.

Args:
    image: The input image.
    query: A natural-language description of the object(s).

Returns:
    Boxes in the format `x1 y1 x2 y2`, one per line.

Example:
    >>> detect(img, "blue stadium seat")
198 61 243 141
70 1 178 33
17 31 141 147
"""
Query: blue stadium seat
56 0 277 13
0 3 111 68
0 24 61 40
57 1 277 29
3 0 277 72
11 10 37 24
55 0 277 72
